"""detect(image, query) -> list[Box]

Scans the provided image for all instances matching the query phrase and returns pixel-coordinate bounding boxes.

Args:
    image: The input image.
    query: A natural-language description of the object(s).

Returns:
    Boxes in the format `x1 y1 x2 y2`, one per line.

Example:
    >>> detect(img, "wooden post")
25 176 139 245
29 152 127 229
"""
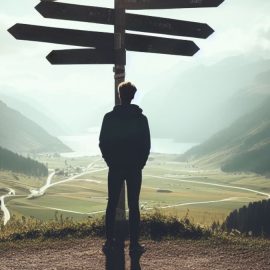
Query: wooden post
114 0 126 242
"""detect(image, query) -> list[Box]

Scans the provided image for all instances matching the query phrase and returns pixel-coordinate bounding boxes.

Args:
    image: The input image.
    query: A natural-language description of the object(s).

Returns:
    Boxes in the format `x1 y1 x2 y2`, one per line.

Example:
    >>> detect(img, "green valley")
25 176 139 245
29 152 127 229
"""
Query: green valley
1 154 269 226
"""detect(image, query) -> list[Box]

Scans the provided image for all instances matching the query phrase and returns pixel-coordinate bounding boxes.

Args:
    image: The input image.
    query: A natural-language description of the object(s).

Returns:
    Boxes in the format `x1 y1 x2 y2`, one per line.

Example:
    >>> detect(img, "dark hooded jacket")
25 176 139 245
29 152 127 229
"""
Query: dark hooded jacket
99 104 151 169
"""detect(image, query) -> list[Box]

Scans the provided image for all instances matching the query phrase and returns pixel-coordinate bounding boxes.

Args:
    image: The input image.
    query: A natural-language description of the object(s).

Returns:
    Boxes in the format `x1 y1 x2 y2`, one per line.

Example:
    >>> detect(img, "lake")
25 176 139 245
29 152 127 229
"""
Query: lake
59 131 197 158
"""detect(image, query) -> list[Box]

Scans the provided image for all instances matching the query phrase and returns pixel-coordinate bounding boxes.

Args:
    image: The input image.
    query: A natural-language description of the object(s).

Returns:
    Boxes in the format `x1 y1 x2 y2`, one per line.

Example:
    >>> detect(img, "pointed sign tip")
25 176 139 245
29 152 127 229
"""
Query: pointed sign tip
7 24 19 37
208 26 215 36
194 48 200 56
7 26 13 34
193 46 200 56
219 0 225 6
46 51 54 64
35 2 50 18
35 2 41 11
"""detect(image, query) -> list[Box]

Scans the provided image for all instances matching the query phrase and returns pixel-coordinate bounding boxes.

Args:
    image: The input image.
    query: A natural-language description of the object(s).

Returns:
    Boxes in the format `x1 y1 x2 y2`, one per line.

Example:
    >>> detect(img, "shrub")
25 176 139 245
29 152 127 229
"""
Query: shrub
0 211 209 242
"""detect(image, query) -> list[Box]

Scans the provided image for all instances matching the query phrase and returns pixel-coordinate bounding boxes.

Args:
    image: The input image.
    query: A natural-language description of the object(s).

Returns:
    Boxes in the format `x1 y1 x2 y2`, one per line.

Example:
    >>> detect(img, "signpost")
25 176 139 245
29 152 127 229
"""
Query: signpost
120 0 224 10
8 24 199 56
36 2 214 39
8 0 224 245
46 48 115 65
114 0 126 242
8 24 112 48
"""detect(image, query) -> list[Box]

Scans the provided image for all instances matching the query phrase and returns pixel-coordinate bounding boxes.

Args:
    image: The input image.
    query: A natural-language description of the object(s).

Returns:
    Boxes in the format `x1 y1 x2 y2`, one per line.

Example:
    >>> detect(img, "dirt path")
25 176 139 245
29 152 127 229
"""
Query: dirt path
1 238 270 270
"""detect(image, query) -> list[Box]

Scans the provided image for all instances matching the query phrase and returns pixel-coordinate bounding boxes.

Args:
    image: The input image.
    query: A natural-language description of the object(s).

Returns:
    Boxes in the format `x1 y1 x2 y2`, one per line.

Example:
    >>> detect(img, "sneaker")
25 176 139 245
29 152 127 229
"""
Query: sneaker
129 243 146 255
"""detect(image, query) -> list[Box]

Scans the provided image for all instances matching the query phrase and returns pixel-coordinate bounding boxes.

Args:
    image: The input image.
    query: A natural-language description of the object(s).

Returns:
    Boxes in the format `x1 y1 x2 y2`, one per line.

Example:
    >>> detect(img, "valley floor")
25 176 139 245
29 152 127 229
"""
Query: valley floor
0 238 270 270
1 153 270 226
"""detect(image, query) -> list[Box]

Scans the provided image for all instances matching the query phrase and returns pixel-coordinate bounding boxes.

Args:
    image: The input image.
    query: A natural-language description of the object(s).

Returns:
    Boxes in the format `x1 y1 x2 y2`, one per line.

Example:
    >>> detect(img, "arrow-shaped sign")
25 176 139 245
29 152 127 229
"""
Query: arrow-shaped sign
8 24 111 49
120 0 225 10
36 2 214 39
8 24 199 56
47 49 115 65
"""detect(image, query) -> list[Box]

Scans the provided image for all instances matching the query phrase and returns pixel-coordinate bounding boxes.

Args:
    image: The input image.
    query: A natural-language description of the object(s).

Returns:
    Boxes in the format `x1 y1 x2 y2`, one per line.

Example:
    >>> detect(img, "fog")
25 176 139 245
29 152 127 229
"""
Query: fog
1 0 270 142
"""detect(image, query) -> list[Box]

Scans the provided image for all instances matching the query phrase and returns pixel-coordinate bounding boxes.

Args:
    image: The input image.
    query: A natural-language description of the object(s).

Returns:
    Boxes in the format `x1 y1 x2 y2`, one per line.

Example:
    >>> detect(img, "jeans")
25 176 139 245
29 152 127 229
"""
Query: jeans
105 167 142 244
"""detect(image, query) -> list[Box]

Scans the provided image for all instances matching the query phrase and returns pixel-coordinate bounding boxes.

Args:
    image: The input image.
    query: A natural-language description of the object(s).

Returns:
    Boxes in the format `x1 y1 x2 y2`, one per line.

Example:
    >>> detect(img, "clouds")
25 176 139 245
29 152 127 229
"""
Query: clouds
2 0 270 62
0 0 270 131
258 23 270 52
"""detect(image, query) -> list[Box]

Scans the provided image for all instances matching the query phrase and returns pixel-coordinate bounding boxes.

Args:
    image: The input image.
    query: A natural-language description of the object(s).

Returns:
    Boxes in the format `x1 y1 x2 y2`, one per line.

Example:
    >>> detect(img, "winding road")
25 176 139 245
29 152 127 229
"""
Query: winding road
28 171 56 199
2 161 270 224
1 159 105 225
0 188 16 225
28 158 105 199
28 171 270 217
145 174 270 198
34 197 242 217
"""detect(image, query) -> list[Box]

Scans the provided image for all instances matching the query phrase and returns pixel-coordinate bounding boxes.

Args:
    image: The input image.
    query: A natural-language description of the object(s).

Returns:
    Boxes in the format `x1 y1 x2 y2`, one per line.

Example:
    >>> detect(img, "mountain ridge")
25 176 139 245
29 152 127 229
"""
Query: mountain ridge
0 100 72 154
182 97 270 174
142 56 270 142
0 94 70 136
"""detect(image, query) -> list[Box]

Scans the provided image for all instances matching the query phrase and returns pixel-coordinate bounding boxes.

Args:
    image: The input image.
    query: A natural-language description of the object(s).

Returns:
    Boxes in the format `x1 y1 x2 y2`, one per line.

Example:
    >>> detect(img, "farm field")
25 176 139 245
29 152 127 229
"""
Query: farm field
1 153 270 225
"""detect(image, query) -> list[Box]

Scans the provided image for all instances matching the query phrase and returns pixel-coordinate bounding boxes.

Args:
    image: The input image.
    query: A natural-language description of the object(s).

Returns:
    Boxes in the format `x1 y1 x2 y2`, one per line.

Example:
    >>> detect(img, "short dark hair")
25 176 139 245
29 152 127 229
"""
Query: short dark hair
118 81 137 102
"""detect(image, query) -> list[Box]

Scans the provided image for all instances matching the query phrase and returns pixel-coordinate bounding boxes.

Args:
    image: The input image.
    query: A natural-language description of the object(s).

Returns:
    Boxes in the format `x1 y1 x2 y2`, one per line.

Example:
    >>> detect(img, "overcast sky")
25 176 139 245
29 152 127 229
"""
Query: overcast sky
1 0 270 127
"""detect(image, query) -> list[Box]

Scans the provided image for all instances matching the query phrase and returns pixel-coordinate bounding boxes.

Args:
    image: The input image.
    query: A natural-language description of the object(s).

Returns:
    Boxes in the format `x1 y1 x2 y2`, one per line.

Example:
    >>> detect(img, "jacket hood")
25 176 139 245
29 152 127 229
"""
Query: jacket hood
112 104 143 115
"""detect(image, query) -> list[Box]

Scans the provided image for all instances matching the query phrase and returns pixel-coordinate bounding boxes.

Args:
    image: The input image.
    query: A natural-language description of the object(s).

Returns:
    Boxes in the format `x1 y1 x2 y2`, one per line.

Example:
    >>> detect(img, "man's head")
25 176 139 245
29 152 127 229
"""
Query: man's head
118 81 137 104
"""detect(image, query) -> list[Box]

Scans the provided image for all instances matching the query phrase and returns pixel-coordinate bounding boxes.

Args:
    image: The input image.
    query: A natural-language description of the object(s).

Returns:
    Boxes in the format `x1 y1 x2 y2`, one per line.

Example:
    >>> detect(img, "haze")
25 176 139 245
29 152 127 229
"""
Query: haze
1 0 270 142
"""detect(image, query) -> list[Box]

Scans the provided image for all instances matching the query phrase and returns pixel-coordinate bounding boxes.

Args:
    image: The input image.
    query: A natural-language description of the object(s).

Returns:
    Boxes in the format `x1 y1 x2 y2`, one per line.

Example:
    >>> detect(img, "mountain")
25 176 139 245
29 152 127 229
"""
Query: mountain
182 97 270 175
0 146 48 177
0 100 72 154
0 94 69 136
218 69 270 124
142 56 270 142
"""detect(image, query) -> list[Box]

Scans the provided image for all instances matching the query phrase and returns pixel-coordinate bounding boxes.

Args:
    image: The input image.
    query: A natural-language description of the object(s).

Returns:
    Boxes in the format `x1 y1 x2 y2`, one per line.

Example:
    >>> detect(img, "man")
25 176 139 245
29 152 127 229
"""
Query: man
99 81 151 254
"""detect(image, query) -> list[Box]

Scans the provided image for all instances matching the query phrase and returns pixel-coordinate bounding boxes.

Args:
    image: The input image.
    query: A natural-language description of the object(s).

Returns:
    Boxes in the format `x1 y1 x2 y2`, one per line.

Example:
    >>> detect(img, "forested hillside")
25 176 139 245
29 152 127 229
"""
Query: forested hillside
0 146 48 177
183 98 270 175
224 199 270 236
0 100 71 153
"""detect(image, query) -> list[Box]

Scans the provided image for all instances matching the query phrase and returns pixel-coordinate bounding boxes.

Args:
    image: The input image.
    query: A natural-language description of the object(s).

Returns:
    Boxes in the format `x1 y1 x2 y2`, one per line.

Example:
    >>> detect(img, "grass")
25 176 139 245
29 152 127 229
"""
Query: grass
0 170 45 194
1 210 270 249
1 153 270 226
31 155 98 170
0 211 208 242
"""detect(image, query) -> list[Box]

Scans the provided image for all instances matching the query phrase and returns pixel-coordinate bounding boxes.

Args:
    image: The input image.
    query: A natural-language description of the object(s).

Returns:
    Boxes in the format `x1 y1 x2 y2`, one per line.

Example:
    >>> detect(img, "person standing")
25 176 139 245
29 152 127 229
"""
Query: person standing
99 81 151 254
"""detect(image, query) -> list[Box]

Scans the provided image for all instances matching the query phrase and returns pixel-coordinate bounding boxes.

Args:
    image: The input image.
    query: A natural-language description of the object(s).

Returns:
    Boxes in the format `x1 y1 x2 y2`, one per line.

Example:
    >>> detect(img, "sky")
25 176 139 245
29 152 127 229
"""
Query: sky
0 0 270 131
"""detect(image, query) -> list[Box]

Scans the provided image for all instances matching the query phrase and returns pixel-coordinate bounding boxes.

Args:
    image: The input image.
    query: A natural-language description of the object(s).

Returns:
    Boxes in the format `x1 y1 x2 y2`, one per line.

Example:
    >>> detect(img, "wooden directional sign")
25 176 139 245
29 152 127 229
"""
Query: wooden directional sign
36 2 114 28
36 2 214 39
8 24 199 56
127 34 199 56
8 0 224 245
126 13 213 39
8 24 111 49
47 49 115 65
120 0 225 10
